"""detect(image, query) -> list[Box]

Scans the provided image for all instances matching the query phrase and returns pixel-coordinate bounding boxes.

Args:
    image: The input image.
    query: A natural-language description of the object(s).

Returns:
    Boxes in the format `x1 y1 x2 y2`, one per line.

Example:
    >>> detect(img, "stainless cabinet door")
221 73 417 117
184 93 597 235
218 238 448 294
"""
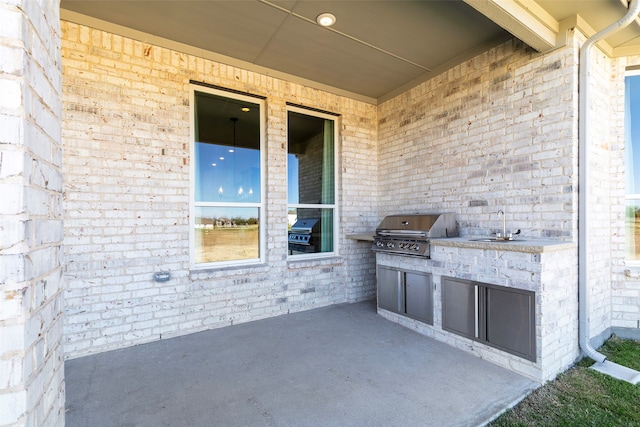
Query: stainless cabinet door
377 266 401 313
485 286 536 361
442 277 477 340
405 272 433 325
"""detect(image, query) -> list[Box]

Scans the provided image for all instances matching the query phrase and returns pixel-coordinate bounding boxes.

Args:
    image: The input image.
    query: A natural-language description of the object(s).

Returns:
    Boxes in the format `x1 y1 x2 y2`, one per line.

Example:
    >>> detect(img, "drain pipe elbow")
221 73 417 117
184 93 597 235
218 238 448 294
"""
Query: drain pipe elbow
579 0 640 364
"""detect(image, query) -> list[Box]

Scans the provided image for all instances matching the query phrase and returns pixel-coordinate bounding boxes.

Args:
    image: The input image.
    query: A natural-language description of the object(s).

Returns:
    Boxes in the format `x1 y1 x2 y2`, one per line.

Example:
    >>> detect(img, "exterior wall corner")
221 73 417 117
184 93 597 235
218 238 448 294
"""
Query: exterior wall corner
0 1 65 426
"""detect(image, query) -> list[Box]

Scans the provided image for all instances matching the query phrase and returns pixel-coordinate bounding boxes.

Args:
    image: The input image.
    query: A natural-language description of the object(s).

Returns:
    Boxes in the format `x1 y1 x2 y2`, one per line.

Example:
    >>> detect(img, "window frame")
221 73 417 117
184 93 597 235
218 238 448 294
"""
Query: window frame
625 70 640 264
286 105 340 260
189 85 266 269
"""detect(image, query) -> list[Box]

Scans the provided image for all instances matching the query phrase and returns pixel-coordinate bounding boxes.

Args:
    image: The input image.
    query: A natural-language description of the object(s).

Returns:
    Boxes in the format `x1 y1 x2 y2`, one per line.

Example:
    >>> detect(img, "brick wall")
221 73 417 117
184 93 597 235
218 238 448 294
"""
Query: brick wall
0 1 65 426
61 21 378 358
585 40 615 338
295 133 325 205
376 30 640 350
568 45 640 338
375 33 597 375
377 38 577 241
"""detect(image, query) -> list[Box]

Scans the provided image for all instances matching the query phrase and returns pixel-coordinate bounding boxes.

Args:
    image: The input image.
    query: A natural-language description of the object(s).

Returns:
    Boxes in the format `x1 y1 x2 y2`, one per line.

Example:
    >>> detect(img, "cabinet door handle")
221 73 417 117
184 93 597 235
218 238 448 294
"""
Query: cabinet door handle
397 270 403 312
474 285 479 338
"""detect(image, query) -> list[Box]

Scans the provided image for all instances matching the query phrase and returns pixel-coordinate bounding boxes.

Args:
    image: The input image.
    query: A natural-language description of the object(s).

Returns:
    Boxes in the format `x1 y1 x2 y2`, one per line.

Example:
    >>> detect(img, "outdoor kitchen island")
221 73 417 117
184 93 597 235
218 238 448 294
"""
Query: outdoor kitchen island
375 237 577 383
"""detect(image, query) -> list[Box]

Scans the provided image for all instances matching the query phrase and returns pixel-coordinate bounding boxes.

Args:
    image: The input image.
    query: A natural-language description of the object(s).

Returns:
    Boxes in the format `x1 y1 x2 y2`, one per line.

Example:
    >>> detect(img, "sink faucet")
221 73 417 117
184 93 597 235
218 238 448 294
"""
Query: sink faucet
497 209 506 236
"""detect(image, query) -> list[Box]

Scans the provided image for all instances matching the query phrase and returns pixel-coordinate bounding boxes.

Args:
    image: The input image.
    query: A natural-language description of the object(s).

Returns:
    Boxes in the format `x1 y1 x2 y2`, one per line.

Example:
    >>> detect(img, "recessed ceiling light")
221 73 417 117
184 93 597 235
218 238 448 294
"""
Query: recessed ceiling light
241 107 250 112
316 13 336 27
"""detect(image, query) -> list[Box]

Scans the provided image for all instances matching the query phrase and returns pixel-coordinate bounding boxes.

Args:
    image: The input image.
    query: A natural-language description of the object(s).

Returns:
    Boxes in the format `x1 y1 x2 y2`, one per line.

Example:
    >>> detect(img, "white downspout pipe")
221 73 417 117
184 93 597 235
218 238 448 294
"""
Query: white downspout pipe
579 0 640 363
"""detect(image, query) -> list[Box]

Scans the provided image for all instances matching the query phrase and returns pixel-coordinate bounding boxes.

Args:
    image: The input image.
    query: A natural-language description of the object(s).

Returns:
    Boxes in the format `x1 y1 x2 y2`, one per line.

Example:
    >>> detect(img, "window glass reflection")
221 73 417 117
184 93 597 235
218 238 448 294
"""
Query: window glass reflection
195 207 260 263
193 89 262 265
287 208 333 255
626 75 640 260
288 112 334 205
195 142 260 203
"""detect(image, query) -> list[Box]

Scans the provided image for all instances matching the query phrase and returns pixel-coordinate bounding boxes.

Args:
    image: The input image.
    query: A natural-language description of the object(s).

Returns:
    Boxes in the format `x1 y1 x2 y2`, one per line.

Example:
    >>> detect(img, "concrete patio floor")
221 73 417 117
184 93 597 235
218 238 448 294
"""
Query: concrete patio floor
65 299 538 427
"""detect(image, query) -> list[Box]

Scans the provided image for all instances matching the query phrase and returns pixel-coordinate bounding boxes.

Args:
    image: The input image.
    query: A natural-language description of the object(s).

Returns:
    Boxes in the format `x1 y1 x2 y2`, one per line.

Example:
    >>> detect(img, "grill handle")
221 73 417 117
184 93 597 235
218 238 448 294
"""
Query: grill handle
377 230 429 238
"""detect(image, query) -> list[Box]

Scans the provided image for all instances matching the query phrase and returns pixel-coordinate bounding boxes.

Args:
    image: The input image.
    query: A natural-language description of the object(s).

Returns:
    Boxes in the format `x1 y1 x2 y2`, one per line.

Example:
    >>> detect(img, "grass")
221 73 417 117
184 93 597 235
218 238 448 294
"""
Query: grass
195 225 259 262
490 336 640 427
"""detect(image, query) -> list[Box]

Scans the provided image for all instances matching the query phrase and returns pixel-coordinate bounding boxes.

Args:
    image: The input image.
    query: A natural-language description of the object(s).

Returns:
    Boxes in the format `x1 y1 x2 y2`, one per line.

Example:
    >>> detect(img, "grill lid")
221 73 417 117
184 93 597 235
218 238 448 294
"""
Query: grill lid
375 213 458 239
372 213 458 258
288 218 320 248
290 218 319 234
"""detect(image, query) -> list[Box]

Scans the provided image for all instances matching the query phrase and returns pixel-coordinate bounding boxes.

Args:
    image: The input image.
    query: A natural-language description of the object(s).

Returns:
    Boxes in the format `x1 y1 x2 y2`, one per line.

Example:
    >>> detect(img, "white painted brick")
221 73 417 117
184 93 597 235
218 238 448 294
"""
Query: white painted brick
0 78 21 109
1 1 64 424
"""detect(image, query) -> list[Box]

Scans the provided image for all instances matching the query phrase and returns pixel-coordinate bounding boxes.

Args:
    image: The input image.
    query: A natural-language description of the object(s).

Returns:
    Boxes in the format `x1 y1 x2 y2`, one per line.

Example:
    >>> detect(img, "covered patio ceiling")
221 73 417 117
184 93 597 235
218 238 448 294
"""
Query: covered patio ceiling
60 0 640 104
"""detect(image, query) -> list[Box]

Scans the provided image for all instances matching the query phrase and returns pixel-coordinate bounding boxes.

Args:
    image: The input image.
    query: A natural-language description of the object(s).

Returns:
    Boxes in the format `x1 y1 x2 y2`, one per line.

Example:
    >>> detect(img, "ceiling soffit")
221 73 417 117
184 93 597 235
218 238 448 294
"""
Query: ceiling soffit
468 0 640 58
464 0 559 52
59 0 510 104
60 0 640 104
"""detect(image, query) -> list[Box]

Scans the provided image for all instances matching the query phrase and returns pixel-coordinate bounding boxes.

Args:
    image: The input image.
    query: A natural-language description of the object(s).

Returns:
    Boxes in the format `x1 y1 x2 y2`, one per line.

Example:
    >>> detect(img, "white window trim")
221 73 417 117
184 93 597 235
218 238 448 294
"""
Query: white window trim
625 70 640 266
286 105 340 260
189 85 266 269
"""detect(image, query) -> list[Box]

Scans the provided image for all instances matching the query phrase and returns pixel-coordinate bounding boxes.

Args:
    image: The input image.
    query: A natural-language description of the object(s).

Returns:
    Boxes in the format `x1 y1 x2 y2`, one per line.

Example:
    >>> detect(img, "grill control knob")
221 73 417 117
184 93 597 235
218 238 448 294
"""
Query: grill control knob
414 244 420 251
386 242 395 248
376 241 384 247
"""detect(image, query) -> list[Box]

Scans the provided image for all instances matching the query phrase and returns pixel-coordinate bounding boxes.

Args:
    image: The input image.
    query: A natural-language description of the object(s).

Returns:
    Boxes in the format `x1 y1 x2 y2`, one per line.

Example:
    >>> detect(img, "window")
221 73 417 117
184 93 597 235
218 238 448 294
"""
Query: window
626 72 640 260
287 107 338 257
191 87 264 267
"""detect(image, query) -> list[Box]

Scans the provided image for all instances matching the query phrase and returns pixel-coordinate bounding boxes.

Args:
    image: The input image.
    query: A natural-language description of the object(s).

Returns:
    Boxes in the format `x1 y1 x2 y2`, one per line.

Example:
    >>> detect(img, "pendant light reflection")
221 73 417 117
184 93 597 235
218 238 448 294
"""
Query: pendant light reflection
218 117 241 199
230 117 237 153
231 117 239 198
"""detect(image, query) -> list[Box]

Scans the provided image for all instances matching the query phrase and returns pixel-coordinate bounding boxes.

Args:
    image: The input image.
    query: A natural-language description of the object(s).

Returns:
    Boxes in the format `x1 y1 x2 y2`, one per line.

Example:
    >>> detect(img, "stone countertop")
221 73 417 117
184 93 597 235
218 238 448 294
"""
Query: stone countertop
345 233 576 254
431 237 576 254
346 233 375 242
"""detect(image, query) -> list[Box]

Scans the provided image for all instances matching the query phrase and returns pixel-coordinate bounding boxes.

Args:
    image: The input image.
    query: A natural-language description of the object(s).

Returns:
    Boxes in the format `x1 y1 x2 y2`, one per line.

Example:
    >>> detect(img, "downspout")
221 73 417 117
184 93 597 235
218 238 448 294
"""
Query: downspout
579 0 640 363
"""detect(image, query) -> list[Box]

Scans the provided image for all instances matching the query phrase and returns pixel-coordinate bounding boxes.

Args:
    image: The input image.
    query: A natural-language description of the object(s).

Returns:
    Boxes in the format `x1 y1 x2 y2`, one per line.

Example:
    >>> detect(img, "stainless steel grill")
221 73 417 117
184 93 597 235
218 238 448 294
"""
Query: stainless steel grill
288 218 320 253
372 213 458 258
